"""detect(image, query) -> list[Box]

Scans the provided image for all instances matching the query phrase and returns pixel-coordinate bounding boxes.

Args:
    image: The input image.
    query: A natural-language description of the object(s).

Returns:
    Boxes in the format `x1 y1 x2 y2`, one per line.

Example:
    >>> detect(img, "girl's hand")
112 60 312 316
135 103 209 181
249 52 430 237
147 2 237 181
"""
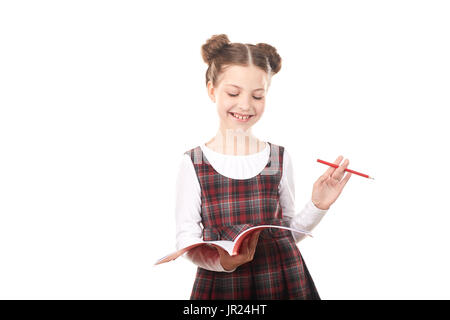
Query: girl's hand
215 230 262 271
311 155 352 210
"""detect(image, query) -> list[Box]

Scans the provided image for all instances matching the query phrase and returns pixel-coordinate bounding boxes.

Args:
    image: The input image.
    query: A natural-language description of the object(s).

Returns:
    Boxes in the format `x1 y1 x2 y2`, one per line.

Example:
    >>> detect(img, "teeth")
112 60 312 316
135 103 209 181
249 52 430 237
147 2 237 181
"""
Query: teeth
231 113 250 120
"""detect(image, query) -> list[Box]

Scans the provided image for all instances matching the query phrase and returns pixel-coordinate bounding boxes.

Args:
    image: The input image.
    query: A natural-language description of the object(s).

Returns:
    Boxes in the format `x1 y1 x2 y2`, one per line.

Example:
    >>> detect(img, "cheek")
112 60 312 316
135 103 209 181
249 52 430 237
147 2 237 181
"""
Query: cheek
216 95 233 107
217 92 232 103
218 101 234 112
217 104 233 117
255 103 265 114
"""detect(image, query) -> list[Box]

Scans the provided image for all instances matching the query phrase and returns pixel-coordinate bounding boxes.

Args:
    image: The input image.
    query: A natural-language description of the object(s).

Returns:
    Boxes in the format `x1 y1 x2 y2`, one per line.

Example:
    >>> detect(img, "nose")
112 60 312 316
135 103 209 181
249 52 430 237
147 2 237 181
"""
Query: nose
237 106 250 113
237 96 252 112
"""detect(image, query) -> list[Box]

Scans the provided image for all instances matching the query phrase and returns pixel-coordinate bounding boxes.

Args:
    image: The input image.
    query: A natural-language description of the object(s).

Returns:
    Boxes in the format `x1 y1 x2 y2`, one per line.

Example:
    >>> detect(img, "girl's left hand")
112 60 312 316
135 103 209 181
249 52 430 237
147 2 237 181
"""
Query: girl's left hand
311 155 352 210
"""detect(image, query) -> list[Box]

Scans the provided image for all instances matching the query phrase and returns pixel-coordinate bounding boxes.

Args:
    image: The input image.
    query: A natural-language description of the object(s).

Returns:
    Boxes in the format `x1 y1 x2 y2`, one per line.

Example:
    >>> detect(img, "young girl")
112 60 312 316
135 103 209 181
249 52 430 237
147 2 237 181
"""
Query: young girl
175 34 352 300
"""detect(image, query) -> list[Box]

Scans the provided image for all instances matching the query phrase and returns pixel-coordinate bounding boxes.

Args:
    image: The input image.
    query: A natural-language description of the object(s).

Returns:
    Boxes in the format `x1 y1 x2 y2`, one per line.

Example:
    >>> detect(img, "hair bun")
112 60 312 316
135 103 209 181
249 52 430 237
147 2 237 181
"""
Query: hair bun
201 34 231 64
256 43 282 74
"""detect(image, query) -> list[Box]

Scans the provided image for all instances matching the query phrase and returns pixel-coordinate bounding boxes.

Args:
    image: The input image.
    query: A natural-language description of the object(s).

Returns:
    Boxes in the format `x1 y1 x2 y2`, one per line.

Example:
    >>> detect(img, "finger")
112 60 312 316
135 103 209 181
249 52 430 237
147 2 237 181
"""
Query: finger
323 155 344 178
241 237 254 261
332 158 350 181
317 156 343 185
240 233 255 259
241 236 251 255
339 171 352 188
249 231 262 256
250 230 261 247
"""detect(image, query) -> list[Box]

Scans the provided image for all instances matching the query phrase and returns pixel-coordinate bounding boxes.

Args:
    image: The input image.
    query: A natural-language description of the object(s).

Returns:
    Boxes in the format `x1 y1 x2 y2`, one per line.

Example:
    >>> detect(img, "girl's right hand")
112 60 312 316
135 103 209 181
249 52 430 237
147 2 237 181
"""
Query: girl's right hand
215 230 262 271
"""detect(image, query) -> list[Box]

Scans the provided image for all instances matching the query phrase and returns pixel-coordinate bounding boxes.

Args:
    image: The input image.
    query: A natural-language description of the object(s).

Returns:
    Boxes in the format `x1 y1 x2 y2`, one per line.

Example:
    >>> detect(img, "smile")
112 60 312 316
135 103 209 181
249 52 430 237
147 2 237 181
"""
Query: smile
229 112 254 122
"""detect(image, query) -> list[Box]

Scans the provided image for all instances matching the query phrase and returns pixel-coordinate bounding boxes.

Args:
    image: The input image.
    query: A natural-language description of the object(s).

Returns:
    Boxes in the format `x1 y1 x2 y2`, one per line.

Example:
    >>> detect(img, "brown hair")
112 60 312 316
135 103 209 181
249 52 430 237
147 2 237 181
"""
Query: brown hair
201 34 282 89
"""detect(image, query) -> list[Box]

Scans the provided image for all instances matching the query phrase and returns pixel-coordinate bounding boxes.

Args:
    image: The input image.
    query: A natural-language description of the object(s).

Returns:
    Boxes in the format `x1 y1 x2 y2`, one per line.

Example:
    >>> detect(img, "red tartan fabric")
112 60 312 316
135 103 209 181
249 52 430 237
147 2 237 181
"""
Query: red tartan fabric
184 142 320 300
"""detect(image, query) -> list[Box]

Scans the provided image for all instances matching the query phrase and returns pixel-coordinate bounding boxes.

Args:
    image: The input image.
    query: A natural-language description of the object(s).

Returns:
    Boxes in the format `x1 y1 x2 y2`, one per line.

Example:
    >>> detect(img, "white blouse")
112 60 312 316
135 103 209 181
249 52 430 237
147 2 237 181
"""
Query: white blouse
175 142 329 273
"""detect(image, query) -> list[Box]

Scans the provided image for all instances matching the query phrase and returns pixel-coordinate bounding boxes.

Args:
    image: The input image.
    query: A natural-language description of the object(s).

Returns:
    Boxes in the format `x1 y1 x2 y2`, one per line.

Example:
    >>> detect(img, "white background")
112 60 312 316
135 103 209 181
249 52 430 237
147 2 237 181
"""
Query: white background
0 0 449 299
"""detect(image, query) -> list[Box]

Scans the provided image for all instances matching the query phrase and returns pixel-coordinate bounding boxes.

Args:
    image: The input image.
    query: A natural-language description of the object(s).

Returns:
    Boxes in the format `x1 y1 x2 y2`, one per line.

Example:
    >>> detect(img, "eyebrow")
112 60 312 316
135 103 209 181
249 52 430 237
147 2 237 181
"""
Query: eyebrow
225 84 265 92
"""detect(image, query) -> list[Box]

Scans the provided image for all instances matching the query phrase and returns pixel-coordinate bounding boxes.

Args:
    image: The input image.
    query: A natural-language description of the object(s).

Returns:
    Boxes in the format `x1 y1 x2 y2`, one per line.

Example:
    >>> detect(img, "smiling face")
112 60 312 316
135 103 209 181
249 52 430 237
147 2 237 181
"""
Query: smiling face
207 64 269 133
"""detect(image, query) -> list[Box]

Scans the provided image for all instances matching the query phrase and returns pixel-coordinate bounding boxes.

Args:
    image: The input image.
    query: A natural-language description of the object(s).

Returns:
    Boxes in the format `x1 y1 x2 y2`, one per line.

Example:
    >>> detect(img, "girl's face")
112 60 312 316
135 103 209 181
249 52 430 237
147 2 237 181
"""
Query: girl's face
207 65 269 133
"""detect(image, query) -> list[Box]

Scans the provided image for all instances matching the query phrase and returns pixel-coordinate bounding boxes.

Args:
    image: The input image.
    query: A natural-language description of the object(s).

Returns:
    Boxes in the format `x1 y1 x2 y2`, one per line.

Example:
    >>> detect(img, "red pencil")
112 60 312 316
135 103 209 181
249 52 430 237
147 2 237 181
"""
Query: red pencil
317 159 374 180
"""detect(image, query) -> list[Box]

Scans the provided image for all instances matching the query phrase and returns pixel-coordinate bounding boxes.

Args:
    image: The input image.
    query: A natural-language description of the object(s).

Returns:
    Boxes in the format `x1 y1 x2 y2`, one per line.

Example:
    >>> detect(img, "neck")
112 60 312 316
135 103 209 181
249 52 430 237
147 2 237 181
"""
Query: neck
206 127 264 155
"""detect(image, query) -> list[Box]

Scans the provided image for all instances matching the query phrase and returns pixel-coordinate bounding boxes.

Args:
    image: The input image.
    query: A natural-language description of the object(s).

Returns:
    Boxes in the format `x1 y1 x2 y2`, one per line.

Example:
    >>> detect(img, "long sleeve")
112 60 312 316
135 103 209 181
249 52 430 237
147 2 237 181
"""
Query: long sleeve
175 154 236 272
279 149 329 243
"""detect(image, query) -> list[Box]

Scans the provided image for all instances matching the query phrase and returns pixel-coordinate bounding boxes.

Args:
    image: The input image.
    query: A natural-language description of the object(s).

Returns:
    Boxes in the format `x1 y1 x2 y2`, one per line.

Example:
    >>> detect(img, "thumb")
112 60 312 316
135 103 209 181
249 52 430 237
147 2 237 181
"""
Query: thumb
215 246 229 257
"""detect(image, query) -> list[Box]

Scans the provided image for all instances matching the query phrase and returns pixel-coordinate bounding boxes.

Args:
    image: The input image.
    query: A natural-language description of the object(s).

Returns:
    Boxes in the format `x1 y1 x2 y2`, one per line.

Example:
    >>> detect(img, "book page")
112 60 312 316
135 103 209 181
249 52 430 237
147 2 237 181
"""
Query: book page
203 240 234 256
154 240 235 265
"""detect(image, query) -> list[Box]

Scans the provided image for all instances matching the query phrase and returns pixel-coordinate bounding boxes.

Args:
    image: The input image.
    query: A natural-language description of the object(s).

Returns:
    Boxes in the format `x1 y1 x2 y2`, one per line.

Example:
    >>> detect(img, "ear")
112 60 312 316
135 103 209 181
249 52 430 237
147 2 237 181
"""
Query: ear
207 81 216 103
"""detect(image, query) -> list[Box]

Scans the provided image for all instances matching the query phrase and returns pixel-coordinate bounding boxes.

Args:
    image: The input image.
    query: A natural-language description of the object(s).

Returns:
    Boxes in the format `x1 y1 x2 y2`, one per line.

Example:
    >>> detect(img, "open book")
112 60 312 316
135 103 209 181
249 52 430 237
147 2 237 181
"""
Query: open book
154 224 312 266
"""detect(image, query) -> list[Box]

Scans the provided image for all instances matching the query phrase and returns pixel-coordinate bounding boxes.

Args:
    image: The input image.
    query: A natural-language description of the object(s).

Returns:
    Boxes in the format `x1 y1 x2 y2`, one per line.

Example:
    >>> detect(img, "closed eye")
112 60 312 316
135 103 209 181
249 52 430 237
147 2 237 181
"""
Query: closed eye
228 93 263 100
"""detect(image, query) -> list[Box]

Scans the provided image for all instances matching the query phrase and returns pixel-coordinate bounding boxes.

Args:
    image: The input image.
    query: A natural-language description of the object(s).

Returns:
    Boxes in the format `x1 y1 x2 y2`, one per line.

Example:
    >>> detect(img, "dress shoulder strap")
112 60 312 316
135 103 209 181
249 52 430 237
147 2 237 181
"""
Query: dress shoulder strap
184 145 207 165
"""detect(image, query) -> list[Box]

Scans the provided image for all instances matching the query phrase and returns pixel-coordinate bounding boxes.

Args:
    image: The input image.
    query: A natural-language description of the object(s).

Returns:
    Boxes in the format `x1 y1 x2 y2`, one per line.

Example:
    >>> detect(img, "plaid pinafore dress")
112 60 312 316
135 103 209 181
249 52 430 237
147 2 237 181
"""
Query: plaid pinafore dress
184 141 320 300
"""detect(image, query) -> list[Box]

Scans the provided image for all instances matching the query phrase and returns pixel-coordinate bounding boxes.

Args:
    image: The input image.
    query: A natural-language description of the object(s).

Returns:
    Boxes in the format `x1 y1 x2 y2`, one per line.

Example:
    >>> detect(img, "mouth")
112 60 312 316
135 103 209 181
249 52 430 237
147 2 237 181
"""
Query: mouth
228 112 254 122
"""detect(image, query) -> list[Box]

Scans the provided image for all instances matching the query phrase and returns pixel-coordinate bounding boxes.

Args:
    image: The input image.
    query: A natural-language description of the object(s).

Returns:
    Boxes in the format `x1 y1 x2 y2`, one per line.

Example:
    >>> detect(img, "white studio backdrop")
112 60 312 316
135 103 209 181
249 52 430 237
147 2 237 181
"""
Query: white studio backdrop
0 0 449 299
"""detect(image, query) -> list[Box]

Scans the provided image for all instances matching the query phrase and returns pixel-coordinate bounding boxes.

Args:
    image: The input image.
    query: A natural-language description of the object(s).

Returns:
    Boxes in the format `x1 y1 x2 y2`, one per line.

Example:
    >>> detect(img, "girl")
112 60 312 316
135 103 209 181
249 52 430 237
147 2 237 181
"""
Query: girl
175 34 352 300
